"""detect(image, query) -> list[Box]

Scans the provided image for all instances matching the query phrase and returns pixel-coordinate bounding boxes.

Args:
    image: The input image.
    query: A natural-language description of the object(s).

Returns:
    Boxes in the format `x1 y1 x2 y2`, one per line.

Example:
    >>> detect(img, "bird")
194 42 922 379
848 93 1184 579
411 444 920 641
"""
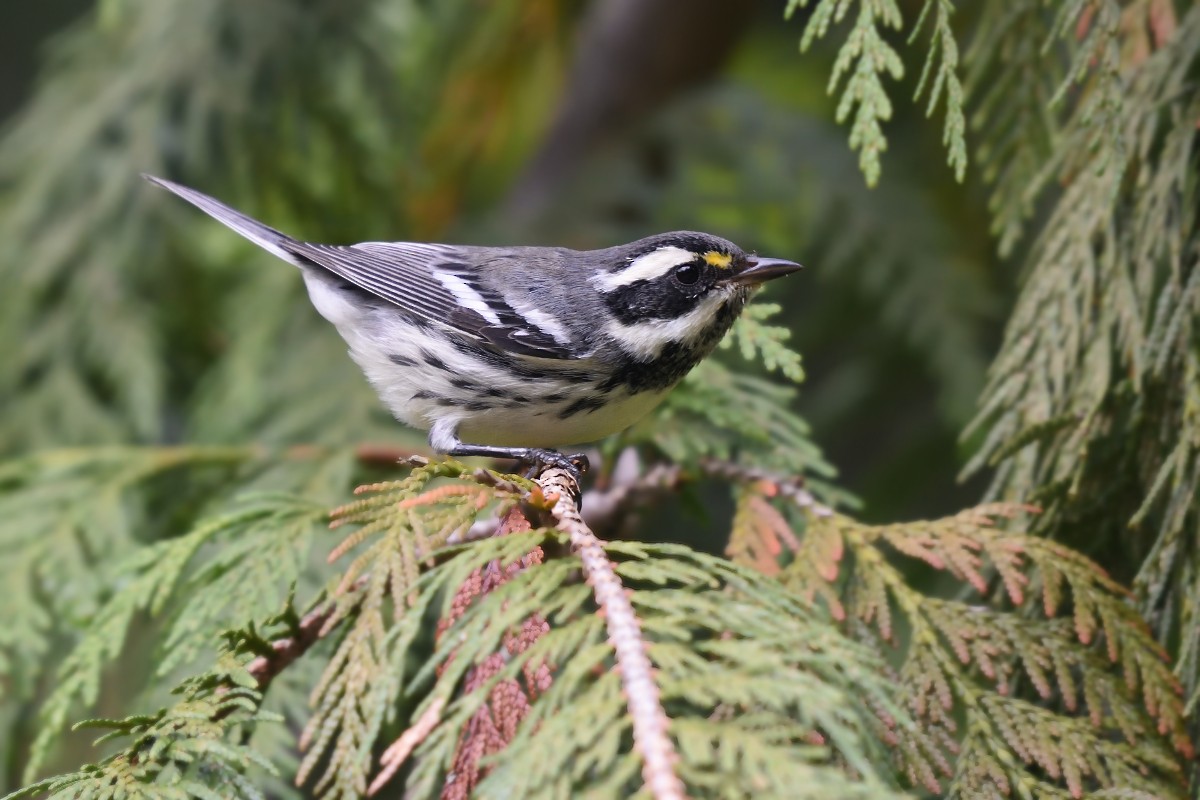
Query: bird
145 175 802 478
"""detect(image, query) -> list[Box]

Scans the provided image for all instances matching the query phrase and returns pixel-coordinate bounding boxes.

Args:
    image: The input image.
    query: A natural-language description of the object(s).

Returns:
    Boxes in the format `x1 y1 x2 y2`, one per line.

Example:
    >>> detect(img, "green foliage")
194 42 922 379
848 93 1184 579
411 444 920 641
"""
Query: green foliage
911 0 967 181
11 450 1189 798
8 463 917 799
642 359 836 484
436 540 905 800
964 0 1062 256
2 0 1198 797
18 484 328 780
0 0 389 451
962 1 1200 747
296 461 511 797
788 0 906 186
725 303 806 384
0 446 256 702
769 496 1190 797
786 0 969 185
7 641 283 800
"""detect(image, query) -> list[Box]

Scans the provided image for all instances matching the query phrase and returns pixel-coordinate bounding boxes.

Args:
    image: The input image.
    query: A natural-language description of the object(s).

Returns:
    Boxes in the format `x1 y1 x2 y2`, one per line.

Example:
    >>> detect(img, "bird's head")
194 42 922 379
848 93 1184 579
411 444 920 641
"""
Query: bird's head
590 231 802 362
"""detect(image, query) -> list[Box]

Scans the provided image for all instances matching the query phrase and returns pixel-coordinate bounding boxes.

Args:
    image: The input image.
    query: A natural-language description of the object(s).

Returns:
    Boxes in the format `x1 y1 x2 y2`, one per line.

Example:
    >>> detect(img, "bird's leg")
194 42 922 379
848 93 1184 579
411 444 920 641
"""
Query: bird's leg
430 423 589 489
445 442 589 482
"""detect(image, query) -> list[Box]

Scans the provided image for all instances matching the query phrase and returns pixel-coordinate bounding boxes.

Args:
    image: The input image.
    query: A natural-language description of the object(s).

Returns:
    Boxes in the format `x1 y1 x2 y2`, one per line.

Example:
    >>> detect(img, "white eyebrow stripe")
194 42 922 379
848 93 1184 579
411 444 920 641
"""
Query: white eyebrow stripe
434 271 502 324
592 246 695 292
602 292 728 360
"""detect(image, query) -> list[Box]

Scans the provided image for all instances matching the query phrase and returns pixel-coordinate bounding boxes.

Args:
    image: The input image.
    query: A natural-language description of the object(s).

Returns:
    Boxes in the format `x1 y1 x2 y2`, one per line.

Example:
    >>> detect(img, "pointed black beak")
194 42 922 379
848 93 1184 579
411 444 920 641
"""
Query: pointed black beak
730 256 804 286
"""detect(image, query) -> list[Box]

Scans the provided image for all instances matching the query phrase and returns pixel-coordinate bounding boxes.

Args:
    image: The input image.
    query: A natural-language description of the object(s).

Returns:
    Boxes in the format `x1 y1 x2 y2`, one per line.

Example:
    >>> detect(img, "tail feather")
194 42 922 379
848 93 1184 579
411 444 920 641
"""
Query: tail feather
142 174 303 266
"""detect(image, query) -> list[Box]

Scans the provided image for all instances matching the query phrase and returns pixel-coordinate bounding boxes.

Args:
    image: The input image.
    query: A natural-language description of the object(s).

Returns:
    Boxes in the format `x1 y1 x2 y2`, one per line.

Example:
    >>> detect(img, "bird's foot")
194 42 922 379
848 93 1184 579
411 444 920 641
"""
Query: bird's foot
519 448 589 481
440 439 589 504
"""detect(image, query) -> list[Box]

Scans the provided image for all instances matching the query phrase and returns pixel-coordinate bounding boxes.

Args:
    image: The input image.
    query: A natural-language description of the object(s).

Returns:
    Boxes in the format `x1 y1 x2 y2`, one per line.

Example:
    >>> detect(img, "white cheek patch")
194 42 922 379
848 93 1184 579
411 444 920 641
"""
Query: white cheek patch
434 271 502 324
592 246 694 292
603 291 729 361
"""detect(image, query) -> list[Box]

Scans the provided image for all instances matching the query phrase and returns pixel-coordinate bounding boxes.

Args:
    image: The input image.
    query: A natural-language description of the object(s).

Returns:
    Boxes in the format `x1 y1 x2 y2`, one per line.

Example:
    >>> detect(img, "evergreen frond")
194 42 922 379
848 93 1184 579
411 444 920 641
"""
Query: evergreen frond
964 0 1063 255
910 0 968 181
22 490 327 780
963 2 1200 744
723 302 806 383
297 462 523 798
787 0 906 186
5 626 289 800
637 360 837 486
785 0 970 185
778 502 1192 797
0 446 255 704
409 539 906 799
7 606 307 800
0 0 404 452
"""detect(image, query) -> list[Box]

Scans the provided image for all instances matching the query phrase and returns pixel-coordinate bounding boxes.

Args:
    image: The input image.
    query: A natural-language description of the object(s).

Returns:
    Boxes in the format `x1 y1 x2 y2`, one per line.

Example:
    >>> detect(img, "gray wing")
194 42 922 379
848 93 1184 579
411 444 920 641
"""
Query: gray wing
143 175 577 359
285 240 578 360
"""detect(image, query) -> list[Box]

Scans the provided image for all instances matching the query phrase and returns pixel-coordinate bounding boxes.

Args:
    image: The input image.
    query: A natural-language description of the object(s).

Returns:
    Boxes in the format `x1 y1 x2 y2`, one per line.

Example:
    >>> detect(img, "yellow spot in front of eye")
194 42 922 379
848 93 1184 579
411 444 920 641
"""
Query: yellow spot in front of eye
704 251 732 269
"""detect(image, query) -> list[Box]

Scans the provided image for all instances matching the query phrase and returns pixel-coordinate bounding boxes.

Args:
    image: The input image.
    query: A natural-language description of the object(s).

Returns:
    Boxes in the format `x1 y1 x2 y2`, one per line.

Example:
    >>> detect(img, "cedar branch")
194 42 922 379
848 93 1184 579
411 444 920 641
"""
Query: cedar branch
539 467 686 800
244 580 367 692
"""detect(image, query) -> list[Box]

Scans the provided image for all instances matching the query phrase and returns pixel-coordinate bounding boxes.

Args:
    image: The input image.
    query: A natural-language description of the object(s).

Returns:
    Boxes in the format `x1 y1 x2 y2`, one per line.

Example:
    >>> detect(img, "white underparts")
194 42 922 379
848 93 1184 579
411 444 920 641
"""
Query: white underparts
302 276 667 448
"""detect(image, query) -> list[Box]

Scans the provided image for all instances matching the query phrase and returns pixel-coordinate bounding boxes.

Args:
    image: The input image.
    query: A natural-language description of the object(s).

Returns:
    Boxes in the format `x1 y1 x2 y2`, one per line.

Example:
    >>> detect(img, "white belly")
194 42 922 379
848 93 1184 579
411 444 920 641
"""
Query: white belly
456 388 668 447
304 274 671 448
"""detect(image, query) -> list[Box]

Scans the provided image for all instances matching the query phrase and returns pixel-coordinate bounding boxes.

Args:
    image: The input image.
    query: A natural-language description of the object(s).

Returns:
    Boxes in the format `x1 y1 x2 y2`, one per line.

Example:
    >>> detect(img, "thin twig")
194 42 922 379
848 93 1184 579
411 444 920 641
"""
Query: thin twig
699 458 834 517
539 467 687 800
581 450 683 536
354 444 427 468
244 604 336 689
241 579 368 693
367 696 447 796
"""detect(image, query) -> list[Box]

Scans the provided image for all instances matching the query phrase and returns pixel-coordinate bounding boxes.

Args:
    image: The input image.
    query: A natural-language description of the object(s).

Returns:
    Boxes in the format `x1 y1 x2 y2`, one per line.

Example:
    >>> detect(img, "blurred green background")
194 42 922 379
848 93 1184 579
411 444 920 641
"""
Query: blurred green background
0 0 1005 523
6 2 1200 794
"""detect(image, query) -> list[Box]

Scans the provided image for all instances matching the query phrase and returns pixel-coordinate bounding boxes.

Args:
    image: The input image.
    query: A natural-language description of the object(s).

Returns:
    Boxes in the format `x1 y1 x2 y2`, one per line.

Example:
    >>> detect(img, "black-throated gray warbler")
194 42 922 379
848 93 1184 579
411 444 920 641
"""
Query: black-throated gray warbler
146 176 802 476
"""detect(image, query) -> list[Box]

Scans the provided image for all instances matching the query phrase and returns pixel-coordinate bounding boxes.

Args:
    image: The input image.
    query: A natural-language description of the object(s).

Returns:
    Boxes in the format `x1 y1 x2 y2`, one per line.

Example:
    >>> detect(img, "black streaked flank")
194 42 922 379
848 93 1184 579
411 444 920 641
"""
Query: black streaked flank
448 336 593 382
420 349 448 370
558 396 607 419
388 353 416 366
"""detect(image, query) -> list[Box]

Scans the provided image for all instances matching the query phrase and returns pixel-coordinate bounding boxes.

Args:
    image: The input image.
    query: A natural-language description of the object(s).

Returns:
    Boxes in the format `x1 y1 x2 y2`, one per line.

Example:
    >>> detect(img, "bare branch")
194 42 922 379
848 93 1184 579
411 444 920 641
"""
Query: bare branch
539 467 686 800
243 580 368 693
581 449 683 536
699 457 834 517
368 696 447 796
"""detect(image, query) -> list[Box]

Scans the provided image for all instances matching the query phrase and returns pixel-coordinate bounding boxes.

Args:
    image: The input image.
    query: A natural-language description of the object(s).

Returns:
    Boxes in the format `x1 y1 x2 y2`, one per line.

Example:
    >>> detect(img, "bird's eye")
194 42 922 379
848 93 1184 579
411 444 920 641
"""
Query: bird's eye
673 263 701 285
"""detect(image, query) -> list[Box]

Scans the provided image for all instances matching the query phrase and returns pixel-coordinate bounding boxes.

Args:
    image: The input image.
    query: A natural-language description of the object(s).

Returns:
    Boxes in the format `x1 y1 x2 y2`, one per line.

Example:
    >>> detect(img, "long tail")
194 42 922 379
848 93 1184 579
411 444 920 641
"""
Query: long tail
143 174 304 267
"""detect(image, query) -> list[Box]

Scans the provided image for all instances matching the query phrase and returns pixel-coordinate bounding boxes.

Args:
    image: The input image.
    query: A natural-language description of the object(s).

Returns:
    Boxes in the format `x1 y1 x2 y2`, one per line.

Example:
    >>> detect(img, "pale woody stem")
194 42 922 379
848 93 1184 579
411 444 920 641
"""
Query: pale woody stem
540 467 687 800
